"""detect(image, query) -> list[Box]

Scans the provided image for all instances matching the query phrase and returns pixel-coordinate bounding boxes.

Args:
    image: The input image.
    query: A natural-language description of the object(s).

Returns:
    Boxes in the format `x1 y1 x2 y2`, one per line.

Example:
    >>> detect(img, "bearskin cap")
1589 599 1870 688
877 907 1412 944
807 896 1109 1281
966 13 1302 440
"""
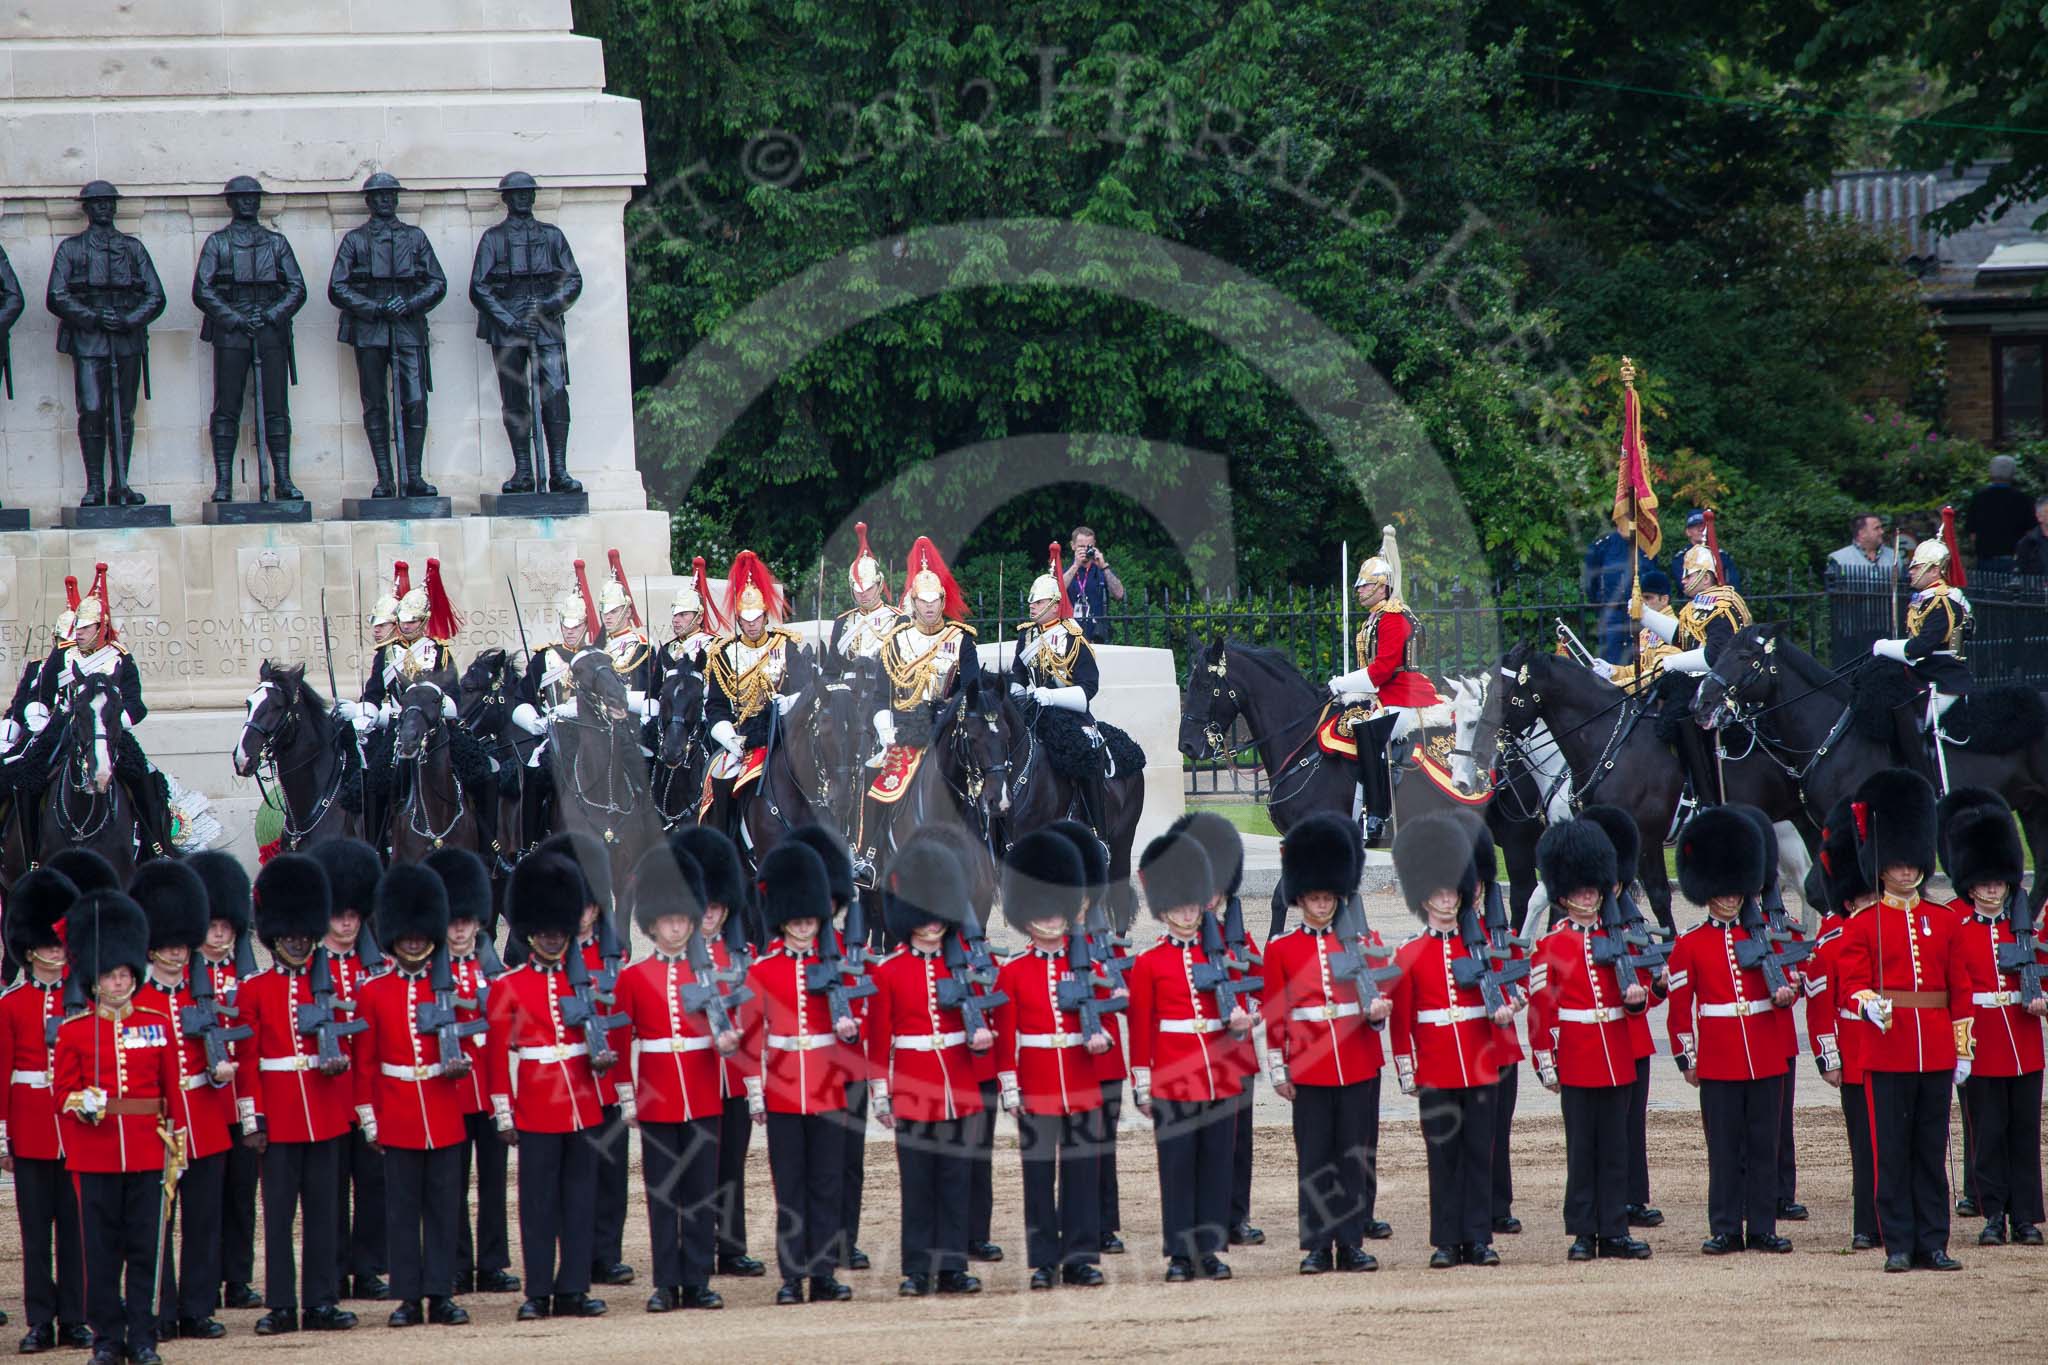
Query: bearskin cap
1287 812 1366 907
1043 818 1109 901
1167 810 1242 899
536 831 610 911
1818 797 1873 912
786 825 855 911
760 840 832 932
674 827 748 913
422 847 492 927
1536 819 1618 906
1139 832 1213 920
1578 805 1639 889
4 868 79 967
254 853 332 945
508 853 586 942
67 892 150 984
1851 769 1938 884
885 840 972 940
1945 800 2024 904
999 830 1086 935
631 841 708 933
47 848 119 896
129 860 211 953
1676 805 1768 905
188 850 252 936
310 839 382 919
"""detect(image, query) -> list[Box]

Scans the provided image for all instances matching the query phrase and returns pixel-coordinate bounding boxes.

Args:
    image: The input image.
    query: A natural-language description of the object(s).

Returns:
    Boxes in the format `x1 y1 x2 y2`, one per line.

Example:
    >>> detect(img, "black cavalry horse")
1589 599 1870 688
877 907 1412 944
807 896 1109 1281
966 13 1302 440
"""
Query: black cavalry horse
853 680 1012 897
653 664 709 832
1692 623 2048 909
993 690 1146 932
388 679 492 867
546 651 662 902
233 661 364 853
3 673 148 887
457 647 534 862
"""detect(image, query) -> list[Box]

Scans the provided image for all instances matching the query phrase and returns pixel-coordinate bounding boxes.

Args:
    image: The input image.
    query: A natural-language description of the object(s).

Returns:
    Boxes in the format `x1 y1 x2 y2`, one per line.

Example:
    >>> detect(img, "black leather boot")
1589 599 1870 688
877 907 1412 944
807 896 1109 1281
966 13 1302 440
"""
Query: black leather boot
367 426 397 498
80 430 107 506
542 419 581 493
402 407 435 496
209 418 238 501
500 417 535 494
270 441 302 500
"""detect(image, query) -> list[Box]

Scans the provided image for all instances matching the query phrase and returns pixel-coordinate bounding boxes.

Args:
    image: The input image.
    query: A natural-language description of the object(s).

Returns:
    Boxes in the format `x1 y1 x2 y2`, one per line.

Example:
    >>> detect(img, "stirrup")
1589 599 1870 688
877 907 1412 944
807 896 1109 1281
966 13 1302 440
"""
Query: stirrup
1664 794 1696 848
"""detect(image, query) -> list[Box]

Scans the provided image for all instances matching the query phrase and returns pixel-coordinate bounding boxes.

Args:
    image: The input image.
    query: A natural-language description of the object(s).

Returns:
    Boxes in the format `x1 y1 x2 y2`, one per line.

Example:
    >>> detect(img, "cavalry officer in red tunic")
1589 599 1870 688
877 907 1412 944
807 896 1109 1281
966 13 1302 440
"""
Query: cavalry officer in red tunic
1390 814 1513 1268
484 853 614 1321
421 848 519 1295
1578 805 1665 1232
868 841 990 1296
1667 807 1795 1254
616 842 735 1312
236 854 359 1335
129 862 234 1341
1168 810 1264 1249
992 831 1109 1291
1270 813 1391 1273
1528 819 1654 1262
1044 817 1130 1257
351 865 474 1327
2 869 91 1353
1837 769 1964 1272
1323 533 1442 848
309 838 389 1303
186 850 264 1313
674 825 766 1275
1805 798 1882 1250
739 841 862 1305
1129 832 1255 1282
55 893 182 1365
1937 791 2045 1246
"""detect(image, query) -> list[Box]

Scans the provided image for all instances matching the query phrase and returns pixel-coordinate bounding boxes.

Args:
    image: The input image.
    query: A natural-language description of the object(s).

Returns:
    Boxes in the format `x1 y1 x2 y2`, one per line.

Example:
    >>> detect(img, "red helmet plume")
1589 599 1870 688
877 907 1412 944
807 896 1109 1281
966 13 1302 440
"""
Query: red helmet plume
903 536 967 620
571 559 602 641
423 557 459 640
64 575 80 612
606 548 642 626
1940 505 1966 589
723 550 785 625
691 556 727 633
85 562 117 643
390 560 411 601
1703 508 1726 583
849 521 886 593
1047 541 1074 620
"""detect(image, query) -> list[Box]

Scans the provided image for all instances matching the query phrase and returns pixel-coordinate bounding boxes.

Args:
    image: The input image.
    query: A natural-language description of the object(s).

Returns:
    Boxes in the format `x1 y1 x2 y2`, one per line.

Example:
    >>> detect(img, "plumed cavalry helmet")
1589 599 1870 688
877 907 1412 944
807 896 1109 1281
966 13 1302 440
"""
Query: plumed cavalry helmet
1680 542 1720 581
903 537 967 618
498 170 539 193
598 574 632 616
1354 524 1401 594
849 522 886 594
362 171 403 194
1029 542 1072 616
671 556 722 630
373 560 408 628
1909 537 1950 574
222 175 263 197
723 550 785 625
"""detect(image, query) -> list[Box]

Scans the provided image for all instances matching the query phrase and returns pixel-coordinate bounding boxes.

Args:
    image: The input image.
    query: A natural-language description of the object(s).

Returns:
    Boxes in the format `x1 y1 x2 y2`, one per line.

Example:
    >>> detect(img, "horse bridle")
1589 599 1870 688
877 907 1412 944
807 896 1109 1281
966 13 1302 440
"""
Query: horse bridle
245 678 348 849
56 678 116 842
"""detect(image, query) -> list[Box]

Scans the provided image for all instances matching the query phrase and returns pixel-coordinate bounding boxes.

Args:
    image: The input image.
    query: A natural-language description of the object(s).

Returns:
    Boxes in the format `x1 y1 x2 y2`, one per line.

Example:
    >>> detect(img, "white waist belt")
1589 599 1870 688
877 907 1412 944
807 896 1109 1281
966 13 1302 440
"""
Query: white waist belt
10 1069 49 1086
1972 991 2022 1008
381 1062 447 1081
259 1056 318 1072
766 1033 838 1052
892 1032 967 1052
1292 1001 1362 1022
1015 1032 1084 1049
1414 1006 1486 1026
639 1036 715 1055
515 1043 588 1064
1699 999 1776 1018
1556 1007 1624 1024
180 1073 214 1091
1158 1018 1225 1035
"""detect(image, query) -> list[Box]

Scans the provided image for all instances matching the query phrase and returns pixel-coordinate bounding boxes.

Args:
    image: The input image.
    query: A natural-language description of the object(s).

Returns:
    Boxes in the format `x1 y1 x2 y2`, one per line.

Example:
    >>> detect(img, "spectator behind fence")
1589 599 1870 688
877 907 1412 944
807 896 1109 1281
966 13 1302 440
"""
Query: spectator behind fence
1061 524 1125 644
2017 495 2048 577
1965 454 2034 571
1580 526 1658 664
1827 512 1898 575
1667 508 1742 594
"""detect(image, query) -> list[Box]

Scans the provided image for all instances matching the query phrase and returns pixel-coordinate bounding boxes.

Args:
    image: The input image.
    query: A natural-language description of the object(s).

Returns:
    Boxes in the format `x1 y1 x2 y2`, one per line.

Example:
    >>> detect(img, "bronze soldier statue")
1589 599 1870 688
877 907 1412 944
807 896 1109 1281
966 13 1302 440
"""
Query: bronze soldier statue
470 170 583 495
330 171 446 499
0 240 21 400
193 175 308 501
45 182 165 507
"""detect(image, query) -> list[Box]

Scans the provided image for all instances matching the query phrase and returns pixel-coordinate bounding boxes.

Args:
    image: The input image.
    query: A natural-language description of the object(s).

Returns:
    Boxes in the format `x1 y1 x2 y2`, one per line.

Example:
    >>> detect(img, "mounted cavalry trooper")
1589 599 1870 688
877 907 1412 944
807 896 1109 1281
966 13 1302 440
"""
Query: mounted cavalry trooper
1324 529 1442 848
829 522 904 674
511 563 605 851
1589 567 1678 690
26 564 174 859
2 577 75 772
596 555 657 721
1010 542 1113 840
702 551 808 846
1634 525 1751 829
1868 514 1972 792
855 537 981 881
658 556 722 683
349 560 464 847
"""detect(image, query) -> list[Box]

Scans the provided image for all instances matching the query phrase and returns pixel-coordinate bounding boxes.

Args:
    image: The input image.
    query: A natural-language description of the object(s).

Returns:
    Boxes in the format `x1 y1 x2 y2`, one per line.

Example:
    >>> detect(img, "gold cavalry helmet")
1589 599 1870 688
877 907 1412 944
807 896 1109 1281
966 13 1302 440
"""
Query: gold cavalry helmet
395 587 429 623
1680 542 1720 581
1353 555 1394 588
370 592 400 627
1908 536 1950 574
849 521 885 594
556 588 587 630
598 576 632 616
670 582 702 617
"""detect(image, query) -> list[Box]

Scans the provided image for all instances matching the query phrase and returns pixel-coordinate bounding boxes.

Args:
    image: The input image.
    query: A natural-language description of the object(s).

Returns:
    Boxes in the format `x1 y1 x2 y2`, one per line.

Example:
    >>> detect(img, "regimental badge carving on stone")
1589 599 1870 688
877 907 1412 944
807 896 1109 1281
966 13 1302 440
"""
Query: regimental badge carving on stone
242 547 294 612
102 553 157 614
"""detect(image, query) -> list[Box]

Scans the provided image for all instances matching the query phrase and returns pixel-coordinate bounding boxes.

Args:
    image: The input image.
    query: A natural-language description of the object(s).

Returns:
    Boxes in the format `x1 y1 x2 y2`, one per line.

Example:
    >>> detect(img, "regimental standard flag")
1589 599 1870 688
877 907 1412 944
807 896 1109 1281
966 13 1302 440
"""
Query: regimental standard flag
1611 360 1661 558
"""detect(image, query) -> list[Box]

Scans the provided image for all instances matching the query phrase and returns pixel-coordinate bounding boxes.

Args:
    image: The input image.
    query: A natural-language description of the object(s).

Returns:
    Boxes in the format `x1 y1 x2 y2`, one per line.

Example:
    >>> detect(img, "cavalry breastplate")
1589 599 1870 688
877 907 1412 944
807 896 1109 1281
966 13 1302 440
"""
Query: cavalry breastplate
1907 585 1970 657
64 644 121 690
1676 587 1750 649
711 632 792 725
1019 621 1083 686
606 629 650 675
884 626 964 709
538 645 577 708
1355 603 1418 672
838 605 900 662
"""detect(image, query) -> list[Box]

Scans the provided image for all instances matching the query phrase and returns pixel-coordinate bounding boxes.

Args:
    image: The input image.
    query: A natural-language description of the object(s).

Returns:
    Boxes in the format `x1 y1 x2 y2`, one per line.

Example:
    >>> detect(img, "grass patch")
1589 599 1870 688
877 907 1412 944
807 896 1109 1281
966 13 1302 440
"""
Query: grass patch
1189 800 1280 839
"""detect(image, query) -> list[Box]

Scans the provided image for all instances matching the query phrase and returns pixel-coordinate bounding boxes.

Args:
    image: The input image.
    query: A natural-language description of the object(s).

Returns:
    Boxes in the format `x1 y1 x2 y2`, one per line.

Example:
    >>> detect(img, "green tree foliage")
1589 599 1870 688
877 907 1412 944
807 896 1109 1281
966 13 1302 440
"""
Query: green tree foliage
580 0 1942 595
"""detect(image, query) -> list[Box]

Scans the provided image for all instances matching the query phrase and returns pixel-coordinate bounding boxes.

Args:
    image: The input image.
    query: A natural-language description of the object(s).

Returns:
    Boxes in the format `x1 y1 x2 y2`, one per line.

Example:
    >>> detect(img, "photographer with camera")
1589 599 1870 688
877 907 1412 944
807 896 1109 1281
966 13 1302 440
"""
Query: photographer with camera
1060 527 1125 644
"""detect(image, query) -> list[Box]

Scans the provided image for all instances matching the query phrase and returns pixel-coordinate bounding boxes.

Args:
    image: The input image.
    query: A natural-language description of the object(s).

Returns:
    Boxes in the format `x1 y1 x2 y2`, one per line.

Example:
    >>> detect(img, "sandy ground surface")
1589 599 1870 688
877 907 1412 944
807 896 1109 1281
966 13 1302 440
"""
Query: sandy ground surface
5 874 2019 1362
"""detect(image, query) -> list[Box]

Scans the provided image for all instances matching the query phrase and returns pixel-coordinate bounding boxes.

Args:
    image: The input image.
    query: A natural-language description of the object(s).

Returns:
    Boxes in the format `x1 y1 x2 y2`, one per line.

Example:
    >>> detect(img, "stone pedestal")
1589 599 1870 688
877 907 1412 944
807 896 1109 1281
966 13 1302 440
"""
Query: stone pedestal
481 491 589 518
61 505 174 530
343 496 453 522
0 510 29 532
202 500 311 525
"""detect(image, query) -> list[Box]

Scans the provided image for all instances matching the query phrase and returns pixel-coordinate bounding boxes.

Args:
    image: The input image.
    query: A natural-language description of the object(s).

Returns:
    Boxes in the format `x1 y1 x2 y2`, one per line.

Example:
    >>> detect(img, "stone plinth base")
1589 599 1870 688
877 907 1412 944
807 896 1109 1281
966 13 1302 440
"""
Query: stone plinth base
202 500 312 525
0 508 671 710
61 505 173 529
480 491 590 518
343 496 453 521
0 509 29 531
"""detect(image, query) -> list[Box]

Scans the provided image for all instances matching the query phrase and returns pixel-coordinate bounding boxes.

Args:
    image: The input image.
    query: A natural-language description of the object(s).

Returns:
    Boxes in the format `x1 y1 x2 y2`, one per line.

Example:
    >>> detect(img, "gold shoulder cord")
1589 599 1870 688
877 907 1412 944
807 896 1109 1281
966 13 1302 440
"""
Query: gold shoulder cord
708 631 787 725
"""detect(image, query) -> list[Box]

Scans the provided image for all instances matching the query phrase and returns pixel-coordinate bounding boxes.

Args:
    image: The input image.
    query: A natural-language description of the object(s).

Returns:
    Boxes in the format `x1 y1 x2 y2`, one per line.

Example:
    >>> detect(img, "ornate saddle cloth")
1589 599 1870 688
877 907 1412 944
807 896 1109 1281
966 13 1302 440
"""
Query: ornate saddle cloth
1316 703 1380 758
698 747 766 816
868 745 927 803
